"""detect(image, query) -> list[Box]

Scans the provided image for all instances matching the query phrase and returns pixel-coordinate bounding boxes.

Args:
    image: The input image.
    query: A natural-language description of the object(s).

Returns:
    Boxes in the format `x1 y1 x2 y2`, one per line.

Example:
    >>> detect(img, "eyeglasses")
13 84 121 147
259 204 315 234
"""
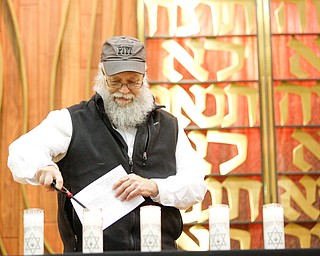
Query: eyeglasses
106 79 143 90
101 65 144 90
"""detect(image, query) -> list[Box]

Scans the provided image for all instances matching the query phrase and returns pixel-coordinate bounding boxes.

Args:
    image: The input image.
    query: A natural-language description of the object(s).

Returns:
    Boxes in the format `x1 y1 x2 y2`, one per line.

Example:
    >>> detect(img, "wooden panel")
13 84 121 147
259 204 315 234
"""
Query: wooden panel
20 4 40 128
45 222 63 254
38 0 63 120
59 0 82 108
0 0 138 254
1 1 24 249
2 238 20 256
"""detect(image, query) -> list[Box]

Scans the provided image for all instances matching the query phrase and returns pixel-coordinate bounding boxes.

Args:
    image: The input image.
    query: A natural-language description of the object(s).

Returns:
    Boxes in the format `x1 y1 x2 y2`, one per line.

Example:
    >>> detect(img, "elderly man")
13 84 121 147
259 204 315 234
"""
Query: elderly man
8 36 207 252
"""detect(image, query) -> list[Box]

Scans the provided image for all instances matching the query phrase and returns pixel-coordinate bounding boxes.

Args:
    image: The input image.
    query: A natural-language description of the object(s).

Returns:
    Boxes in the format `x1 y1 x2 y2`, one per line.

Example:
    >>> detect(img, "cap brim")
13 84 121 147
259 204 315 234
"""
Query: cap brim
103 61 145 76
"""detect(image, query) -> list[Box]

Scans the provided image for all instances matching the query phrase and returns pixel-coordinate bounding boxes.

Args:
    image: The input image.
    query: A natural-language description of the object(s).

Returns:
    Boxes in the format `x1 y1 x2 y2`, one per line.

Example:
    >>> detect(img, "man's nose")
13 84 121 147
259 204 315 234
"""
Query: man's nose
118 84 131 93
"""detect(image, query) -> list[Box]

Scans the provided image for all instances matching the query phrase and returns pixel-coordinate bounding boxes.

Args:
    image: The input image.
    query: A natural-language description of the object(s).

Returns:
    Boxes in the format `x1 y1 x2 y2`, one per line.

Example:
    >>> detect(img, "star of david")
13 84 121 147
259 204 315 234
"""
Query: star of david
25 232 41 254
210 228 227 250
84 232 100 252
267 226 284 249
142 230 159 250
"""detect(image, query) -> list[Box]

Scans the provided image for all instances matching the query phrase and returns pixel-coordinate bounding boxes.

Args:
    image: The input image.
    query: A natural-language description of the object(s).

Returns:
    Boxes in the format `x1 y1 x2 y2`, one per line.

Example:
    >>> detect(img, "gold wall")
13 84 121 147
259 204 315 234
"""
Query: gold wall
0 0 319 255
138 0 320 250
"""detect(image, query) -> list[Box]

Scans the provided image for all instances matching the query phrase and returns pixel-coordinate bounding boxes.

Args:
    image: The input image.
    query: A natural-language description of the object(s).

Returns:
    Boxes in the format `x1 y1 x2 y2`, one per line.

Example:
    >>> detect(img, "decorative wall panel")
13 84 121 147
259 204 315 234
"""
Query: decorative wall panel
139 0 320 250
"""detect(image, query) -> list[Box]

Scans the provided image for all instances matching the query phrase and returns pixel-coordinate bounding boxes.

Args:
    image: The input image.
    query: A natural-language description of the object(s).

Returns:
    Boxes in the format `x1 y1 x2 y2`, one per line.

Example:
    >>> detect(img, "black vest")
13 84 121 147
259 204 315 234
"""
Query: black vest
57 94 182 252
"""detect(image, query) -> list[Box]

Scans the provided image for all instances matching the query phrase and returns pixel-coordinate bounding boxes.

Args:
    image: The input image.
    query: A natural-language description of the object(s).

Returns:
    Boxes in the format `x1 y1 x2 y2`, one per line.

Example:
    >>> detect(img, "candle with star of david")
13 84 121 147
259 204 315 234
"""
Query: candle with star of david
82 207 103 253
23 208 44 255
209 204 230 250
140 205 161 251
263 203 285 249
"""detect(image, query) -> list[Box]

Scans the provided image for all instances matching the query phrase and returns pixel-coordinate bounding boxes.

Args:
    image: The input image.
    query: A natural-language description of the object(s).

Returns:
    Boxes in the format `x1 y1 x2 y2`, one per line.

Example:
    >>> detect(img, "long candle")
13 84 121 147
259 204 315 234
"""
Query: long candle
140 205 161 252
209 204 230 250
263 203 285 249
82 207 103 253
23 208 44 255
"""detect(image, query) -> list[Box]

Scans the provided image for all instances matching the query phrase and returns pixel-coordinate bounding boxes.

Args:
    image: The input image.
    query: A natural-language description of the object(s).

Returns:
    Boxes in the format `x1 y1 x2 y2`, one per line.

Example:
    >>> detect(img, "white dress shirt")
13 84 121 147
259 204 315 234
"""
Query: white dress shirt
8 109 207 210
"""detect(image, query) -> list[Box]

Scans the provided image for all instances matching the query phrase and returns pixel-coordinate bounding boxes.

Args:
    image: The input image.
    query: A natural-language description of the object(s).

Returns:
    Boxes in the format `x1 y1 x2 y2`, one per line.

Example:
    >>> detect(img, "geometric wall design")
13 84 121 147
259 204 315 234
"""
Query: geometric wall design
139 0 320 249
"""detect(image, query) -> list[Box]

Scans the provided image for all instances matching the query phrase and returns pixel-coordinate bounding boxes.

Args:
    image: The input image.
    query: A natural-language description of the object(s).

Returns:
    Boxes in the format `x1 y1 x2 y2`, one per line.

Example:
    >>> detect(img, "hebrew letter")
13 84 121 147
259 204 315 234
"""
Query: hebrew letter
162 39 209 82
207 131 248 175
278 175 319 220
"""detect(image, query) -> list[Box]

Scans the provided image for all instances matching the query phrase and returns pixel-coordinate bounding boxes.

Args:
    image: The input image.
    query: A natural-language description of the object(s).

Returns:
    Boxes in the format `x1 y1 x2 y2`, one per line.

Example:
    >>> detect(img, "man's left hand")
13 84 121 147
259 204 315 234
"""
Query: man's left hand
112 174 159 201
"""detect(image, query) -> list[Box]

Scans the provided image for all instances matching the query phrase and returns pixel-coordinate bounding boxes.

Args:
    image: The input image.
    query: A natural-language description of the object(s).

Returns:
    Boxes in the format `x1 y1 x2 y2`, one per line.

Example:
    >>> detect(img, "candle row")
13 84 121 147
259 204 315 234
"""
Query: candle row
209 203 285 250
23 203 285 254
23 205 161 255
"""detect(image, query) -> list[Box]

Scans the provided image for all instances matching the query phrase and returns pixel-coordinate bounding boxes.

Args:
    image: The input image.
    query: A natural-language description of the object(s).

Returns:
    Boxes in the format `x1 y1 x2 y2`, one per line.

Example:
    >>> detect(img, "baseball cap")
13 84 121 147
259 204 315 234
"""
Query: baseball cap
101 36 146 75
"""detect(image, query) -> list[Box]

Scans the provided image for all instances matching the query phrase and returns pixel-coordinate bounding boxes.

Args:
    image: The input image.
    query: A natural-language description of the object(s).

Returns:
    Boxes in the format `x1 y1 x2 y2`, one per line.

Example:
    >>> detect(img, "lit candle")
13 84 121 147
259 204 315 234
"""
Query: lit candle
140 205 161 252
263 203 285 249
209 204 230 250
82 207 103 253
23 208 44 255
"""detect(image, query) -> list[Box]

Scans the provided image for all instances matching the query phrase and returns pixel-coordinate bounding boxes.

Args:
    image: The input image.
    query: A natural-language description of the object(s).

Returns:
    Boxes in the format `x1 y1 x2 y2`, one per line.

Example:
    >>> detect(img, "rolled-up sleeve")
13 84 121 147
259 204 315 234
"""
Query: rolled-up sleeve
7 109 72 185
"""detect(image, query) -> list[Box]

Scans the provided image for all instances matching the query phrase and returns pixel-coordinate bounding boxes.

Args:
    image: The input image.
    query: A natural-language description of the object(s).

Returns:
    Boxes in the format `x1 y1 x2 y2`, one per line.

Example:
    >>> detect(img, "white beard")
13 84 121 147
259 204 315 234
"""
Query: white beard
94 76 154 129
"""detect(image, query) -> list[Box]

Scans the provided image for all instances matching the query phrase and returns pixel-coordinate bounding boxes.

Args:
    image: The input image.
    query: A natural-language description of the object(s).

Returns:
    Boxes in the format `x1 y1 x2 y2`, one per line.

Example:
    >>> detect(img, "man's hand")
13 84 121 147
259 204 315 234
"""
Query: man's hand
113 174 159 201
35 165 63 191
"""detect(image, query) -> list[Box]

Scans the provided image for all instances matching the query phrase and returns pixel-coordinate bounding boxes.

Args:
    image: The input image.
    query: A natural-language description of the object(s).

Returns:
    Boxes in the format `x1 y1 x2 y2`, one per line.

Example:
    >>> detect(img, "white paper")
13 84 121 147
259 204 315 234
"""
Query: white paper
71 165 145 230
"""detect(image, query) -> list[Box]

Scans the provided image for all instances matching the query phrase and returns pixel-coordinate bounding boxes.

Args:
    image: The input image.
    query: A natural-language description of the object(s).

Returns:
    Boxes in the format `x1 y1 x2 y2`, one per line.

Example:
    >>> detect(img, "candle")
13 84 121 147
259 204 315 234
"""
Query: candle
140 205 161 251
23 208 44 255
263 203 285 249
209 204 230 250
82 207 103 253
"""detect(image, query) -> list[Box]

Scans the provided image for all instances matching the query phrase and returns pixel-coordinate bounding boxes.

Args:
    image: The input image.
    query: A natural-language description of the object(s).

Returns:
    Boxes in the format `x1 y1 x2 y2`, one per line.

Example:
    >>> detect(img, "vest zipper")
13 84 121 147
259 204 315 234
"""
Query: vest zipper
142 124 150 166
129 157 134 173
142 152 147 165
73 234 78 251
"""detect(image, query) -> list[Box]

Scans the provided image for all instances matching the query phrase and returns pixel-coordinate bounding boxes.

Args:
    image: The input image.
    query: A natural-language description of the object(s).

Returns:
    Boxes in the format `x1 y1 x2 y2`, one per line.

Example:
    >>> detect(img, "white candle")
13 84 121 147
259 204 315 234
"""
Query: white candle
263 203 285 249
140 205 161 251
82 207 103 253
209 204 230 250
23 208 44 255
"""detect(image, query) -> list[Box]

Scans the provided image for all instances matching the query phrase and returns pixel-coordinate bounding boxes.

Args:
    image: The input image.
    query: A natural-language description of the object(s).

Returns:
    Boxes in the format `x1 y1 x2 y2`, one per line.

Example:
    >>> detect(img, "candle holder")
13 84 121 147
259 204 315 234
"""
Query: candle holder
140 205 161 251
263 203 285 249
82 207 103 253
209 204 230 250
23 208 44 255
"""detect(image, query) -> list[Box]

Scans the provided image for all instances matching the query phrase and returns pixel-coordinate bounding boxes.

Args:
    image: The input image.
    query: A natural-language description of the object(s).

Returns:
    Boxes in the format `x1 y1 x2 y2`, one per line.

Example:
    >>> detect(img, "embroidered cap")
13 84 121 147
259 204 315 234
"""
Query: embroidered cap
101 36 146 75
